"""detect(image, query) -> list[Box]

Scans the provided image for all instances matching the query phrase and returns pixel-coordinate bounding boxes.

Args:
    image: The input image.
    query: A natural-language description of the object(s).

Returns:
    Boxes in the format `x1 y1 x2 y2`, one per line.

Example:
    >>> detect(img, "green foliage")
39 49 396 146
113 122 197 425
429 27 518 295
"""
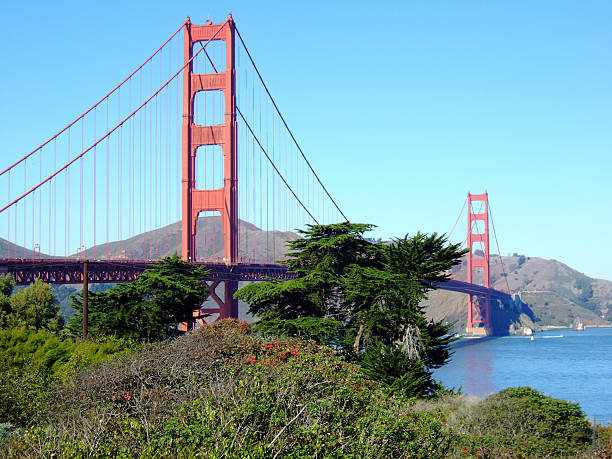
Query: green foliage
596 423 612 452
0 276 14 329
361 341 442 398
9 280 64 332
4 321 450 458
0 363 54 428
0 327 134 377
0 327 135 427
575 275 595 306
0 322 600 458
0 275 15 298
0 276 63 333
250 311 341 344
0 423 19 447
237 222 466 398
68 255 209 341
449 386 593 456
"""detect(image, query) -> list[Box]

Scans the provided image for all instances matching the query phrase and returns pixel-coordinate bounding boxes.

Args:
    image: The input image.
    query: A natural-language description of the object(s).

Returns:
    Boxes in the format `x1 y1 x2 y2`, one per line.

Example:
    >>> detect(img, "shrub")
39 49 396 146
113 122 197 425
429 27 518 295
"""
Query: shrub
0 423 19 448
594 423 612 455
0 328 134 380
4 320 450 458
449 386 592 457
0 328 135 427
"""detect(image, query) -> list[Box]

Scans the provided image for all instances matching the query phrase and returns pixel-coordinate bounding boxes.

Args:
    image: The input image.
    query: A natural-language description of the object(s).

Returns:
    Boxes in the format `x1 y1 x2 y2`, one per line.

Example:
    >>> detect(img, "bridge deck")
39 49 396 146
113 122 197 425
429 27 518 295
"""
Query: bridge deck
0 259 511 300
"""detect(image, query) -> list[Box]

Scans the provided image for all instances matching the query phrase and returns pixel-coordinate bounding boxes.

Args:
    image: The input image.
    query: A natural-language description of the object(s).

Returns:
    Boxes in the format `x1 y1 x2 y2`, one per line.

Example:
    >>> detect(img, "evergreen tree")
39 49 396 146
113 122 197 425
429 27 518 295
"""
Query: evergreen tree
69 255 209 341
236 222 467 397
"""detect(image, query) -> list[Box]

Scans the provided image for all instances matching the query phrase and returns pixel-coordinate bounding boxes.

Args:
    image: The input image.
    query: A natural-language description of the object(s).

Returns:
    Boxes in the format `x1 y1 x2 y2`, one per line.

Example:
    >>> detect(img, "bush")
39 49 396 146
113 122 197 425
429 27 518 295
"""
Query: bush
0 323 600 458
0 328 135 427
592 423 612 457
0 327 135 380
4 320 450 458
449 386 592 457
0 423 19 448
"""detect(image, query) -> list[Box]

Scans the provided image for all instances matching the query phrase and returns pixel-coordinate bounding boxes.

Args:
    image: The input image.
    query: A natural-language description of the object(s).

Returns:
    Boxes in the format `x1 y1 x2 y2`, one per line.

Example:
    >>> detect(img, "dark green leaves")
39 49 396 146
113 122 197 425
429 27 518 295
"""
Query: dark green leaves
237 222 466 398
68 255 209 341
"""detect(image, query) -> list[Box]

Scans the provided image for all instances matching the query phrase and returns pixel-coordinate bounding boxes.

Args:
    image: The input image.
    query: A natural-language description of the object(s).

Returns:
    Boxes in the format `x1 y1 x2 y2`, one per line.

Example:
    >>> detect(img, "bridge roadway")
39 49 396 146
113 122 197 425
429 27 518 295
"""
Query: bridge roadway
0 259 512 301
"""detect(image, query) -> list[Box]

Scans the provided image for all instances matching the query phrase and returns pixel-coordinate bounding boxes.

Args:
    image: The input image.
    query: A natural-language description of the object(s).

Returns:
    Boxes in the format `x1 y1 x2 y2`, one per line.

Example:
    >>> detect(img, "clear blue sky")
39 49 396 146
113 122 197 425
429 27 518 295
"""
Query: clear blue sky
1 1 611 280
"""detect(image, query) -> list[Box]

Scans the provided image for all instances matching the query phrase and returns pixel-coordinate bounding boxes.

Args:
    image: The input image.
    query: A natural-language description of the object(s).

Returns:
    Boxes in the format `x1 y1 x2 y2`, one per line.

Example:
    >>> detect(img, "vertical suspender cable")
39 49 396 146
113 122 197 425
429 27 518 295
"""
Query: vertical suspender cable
153 71 158 259
488 203 511 294
53 139 57 257
23 160 26 258
106 99 110 259
93 107 97 259
272 110 275 262
80 118 84 254
118 89 123 256
66 130 70 256
130 77 134 260
6 171 9 256
39 149 42 256
166 47 171 257
259 83 263 263
265 96 269 263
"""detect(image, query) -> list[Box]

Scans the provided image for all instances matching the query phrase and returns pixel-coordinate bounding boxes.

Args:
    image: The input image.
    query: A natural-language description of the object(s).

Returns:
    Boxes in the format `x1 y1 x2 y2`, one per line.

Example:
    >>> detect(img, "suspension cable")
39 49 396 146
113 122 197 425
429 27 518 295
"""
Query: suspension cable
234 26 348 222
0 21 187 178
488 202 511 293
1 20 229 214
194 38 318 224
237 107 318 224
448 195 467 240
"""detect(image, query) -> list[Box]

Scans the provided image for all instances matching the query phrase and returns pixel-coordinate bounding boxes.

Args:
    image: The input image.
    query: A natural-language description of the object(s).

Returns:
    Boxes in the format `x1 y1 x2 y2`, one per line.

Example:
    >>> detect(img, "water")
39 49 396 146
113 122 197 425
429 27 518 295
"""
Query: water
434 327 612 423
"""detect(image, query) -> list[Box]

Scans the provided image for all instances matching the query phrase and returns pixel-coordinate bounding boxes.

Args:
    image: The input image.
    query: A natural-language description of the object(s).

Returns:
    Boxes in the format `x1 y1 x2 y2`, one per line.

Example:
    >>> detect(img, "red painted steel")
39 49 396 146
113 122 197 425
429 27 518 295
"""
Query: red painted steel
182 16 238 318
0 259 296 286
466 192 491 334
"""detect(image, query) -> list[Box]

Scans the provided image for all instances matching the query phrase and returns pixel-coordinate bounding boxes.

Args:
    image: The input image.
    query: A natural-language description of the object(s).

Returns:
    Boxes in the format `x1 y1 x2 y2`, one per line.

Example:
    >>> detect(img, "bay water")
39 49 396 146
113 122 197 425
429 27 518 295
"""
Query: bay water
434 327 612 423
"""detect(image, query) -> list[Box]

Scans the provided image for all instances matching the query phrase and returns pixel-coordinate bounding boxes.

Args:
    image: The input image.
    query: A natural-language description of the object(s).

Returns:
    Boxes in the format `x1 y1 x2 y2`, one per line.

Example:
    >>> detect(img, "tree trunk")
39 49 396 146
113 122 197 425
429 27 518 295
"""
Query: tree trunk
353 321 365 356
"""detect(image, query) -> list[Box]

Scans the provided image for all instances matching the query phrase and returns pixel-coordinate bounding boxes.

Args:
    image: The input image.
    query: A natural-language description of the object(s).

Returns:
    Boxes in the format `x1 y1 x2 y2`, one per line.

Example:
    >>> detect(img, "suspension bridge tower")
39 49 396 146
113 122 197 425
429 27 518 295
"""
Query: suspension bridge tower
466 192 491 335
182 15 238 318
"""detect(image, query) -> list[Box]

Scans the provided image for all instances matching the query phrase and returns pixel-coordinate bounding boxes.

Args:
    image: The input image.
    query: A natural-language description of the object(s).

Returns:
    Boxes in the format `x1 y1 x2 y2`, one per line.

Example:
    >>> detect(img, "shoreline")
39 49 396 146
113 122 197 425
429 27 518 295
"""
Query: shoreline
539 324 612 331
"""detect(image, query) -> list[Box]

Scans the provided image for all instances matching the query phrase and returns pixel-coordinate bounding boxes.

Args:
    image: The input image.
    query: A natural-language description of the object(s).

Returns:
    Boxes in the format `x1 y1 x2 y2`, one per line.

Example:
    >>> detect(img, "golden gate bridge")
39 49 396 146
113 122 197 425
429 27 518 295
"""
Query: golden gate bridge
0 15 511 334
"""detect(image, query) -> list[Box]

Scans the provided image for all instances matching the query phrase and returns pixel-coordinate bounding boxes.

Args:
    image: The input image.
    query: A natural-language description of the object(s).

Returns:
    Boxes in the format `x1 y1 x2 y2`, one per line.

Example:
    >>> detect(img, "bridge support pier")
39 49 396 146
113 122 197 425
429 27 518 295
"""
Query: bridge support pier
202 279 238 319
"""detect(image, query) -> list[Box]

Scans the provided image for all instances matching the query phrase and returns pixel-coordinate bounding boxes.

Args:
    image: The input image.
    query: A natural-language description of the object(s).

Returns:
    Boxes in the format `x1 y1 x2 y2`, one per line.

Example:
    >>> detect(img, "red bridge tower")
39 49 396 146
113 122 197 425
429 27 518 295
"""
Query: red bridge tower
182 16 238 319
466 192 491 335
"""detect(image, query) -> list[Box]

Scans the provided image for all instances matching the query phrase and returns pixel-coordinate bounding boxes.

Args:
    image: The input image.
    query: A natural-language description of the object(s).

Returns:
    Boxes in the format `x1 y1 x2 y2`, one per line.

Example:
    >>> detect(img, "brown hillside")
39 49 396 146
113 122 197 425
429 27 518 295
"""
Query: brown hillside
74 216 300 263
425 254 612 333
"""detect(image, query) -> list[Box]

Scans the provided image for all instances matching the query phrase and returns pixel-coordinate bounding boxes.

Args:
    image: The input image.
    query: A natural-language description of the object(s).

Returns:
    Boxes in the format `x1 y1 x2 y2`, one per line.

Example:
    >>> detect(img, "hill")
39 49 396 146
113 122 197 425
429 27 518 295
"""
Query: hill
77 216 300 262
0 216 299 320
0 238 54 259
424 253 612 334
4 227 612 333
1 216 298 262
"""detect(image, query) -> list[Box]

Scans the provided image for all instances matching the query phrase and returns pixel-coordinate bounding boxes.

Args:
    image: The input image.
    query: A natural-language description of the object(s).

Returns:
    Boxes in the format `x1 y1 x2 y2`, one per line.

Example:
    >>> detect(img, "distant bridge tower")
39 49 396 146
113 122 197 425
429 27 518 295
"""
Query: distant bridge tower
182 16 238 319
466 192 491 334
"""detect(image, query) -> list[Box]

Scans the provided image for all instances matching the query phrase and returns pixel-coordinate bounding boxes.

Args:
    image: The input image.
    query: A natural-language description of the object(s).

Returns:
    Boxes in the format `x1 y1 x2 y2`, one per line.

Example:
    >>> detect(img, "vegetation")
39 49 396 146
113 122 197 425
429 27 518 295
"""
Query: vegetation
0 276 63 333
0 321 449 457
0 228 607 457
0 327 134 428
68 255 209 341
0 321 601 457
236 222 467 398
448 386 593 456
